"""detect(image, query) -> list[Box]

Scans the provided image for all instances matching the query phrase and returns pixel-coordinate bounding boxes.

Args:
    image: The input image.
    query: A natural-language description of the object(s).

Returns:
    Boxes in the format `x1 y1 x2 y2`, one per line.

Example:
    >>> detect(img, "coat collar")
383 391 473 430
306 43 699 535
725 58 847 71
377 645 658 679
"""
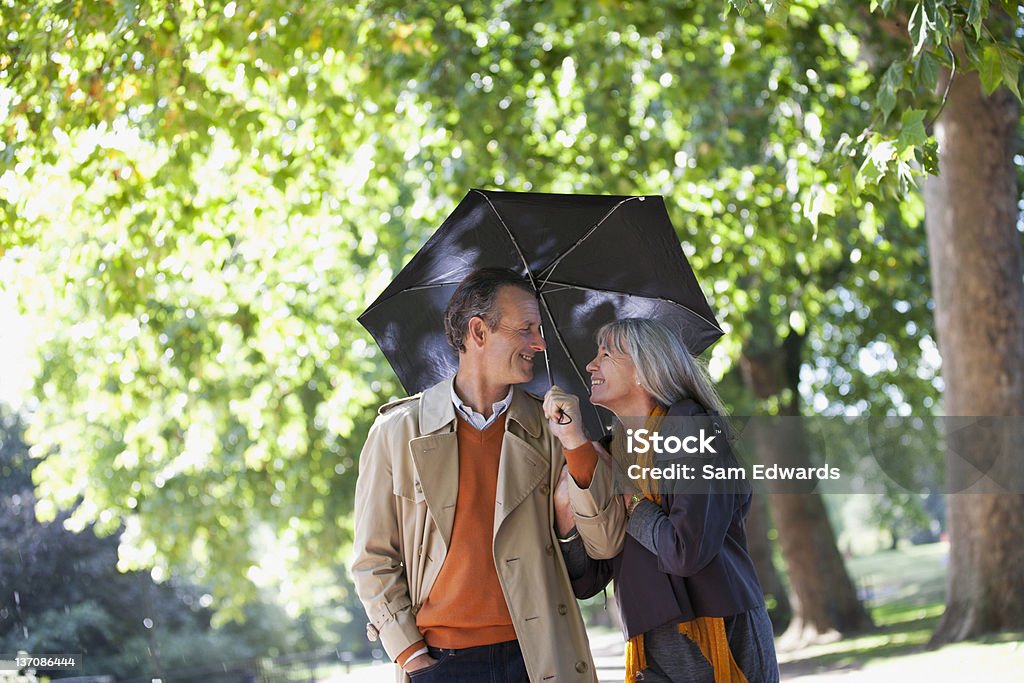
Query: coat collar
419 376 543 438
667 398 704 417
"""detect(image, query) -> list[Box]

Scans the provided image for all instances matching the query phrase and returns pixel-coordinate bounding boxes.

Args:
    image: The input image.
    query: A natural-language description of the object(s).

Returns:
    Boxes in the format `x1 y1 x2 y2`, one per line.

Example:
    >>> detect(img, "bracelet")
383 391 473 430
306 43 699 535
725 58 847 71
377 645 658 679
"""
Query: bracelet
403 646 430 669
626 493 644 517
557 529 580 543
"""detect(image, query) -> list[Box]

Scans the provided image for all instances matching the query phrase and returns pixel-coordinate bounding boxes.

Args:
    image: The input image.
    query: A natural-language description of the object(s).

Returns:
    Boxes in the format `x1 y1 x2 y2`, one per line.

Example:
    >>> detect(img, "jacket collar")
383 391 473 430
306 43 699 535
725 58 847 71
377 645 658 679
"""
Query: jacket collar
507 383 543 438
420 376 542 438
667 398 709 417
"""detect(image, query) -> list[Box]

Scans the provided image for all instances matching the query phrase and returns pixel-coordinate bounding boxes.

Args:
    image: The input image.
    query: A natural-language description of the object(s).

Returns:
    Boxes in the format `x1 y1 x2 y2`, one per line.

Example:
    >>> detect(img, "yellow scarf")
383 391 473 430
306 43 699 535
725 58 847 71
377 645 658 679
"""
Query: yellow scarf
613 406 748 683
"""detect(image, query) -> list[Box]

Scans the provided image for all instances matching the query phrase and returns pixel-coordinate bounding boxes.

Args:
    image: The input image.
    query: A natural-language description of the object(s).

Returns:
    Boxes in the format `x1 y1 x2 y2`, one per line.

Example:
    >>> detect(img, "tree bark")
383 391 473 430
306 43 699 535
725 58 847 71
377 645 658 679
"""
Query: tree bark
741 332 873 646
923 64 1024 644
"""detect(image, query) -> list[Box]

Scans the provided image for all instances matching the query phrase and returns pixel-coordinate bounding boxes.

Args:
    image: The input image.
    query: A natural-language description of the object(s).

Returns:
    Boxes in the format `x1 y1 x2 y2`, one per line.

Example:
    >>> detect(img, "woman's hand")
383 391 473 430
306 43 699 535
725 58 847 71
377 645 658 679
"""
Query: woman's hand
543 385 588 450
622 492 646 517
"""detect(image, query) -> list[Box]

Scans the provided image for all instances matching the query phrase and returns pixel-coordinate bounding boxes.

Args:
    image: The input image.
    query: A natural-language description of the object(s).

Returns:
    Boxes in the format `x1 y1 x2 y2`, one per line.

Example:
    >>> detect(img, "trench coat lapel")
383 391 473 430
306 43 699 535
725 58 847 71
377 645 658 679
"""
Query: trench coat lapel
494 387 550 532
411 380 459 548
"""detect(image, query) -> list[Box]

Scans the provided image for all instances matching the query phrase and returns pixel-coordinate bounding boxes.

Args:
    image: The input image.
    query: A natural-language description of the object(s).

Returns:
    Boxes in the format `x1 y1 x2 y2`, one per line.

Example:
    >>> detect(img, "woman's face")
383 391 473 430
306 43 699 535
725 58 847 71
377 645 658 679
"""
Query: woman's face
585 340 649 414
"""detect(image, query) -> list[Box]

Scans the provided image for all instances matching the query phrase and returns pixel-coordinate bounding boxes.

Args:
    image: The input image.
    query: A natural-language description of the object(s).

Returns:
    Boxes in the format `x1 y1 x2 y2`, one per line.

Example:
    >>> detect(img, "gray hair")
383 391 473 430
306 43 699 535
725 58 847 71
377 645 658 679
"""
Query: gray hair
597 318 728 419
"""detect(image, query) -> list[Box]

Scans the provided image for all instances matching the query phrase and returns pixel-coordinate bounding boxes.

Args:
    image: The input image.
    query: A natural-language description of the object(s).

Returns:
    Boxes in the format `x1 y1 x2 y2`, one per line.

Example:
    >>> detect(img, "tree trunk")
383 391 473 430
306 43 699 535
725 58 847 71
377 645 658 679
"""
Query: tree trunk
923 64 1024 645
744 491 792 634
741 332 873 646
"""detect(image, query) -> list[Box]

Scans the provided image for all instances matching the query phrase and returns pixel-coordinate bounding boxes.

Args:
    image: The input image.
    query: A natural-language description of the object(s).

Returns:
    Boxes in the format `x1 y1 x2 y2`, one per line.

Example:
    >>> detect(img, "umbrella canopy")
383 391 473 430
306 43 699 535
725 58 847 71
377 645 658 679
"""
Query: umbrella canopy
358 188 723 436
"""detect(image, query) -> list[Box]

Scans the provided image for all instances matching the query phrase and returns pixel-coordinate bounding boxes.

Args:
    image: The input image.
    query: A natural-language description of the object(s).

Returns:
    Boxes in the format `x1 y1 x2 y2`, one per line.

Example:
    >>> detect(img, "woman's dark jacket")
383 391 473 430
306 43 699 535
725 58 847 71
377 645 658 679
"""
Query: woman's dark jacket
567 398 765 639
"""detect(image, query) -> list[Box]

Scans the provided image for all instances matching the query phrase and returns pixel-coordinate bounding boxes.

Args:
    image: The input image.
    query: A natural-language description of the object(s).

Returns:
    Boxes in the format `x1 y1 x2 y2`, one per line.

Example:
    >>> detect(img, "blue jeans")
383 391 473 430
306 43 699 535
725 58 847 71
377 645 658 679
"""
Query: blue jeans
408 640 528 683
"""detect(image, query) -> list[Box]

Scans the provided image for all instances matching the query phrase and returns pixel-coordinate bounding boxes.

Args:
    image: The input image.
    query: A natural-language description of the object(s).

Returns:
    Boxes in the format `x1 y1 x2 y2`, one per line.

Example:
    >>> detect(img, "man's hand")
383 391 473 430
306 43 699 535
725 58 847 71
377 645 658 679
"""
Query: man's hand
404 653 438 673
554 465 576 537
543 386 588 450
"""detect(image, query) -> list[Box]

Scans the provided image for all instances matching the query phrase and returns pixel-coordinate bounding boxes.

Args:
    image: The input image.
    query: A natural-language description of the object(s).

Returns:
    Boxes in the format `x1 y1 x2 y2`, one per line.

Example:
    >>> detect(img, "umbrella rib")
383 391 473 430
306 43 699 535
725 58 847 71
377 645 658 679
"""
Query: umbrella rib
358 281 464 319
472 189 536 283
539 279 726 336
538 196 645 287
385 281 463 293
536 290 608 430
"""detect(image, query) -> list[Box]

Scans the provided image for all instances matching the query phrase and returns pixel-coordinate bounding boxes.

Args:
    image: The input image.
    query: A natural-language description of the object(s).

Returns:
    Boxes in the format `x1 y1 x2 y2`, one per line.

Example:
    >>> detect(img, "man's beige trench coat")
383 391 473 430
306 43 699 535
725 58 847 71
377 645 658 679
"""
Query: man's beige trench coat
351 377 623 682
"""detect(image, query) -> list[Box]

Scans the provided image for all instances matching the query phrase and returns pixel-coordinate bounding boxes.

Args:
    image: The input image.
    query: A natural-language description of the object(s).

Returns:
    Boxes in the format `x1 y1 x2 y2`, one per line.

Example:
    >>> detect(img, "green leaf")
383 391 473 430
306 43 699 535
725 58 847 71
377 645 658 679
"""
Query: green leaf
980 45 1003 95
724 0 760 16
908 2 934 58
761 0 791 18
919 140 940 175
913 51 941 92
967 0 988 41
931 0 950 46
876 86 897 123
803 185 837 227
876 61 904 122
999 47 1022 100
896 109 927 153
896 158 917 192
858 138 897 188
962 35 982 67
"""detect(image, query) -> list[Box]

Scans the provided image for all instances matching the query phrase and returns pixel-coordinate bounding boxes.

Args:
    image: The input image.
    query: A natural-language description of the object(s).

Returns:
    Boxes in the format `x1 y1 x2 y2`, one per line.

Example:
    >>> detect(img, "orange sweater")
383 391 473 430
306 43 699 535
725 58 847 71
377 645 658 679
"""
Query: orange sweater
410 413 517 654
563 441 598 487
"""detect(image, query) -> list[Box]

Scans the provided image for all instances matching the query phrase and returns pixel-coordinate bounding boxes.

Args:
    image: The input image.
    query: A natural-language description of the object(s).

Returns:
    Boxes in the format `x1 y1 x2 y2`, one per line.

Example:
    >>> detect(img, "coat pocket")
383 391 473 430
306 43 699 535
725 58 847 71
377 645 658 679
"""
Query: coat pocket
393 476 426 503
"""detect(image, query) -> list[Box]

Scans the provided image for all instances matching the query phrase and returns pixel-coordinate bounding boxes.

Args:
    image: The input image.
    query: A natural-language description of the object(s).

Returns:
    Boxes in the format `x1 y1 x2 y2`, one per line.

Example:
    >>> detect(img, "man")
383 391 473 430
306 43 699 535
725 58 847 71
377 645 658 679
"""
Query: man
351 267 622 682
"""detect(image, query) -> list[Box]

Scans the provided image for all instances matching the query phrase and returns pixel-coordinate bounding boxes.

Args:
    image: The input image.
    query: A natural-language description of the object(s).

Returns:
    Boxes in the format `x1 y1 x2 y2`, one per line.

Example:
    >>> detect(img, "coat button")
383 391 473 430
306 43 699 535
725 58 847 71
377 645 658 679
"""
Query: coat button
540 483 550 494
575 661 588 673
557 604 568 615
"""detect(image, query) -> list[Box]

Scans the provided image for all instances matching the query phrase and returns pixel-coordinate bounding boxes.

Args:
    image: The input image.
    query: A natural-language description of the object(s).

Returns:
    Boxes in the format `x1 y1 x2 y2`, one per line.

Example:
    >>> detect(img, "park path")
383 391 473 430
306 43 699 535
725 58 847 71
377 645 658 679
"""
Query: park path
327 629 1024 682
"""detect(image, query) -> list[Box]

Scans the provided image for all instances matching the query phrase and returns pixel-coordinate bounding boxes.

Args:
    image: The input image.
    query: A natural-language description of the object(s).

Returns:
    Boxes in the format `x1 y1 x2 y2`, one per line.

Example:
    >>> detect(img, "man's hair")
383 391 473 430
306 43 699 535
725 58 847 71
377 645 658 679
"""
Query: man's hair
445 268 534 352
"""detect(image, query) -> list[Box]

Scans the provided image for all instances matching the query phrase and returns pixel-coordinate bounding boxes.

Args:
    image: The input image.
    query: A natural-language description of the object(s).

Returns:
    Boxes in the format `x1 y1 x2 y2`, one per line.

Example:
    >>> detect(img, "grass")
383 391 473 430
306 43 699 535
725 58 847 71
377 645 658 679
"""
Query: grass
846 542 949 619
778 542 1024 680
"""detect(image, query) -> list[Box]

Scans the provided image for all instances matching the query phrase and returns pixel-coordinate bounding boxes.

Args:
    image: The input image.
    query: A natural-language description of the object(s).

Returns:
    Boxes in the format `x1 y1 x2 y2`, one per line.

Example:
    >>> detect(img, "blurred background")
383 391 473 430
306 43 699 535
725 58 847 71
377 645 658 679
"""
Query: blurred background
2 1 1023 681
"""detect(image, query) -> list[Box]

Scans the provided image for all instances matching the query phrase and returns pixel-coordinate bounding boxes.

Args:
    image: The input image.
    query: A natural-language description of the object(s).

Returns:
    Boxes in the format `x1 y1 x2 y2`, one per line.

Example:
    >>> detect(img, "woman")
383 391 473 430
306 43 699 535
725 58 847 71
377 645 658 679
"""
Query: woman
544 318 778 683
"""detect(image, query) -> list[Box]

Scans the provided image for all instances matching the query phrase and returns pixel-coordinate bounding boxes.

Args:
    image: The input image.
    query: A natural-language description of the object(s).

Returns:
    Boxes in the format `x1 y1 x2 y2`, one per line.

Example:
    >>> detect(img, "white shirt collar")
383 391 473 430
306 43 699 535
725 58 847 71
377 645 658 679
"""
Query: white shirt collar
450 381 513 431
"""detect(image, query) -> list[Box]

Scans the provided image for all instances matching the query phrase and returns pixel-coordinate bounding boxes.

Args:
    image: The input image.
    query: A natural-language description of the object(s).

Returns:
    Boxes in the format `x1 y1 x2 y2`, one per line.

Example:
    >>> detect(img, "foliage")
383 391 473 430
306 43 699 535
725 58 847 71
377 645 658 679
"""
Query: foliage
732 0 1023 198
3 0 1019 618
0 407 357 680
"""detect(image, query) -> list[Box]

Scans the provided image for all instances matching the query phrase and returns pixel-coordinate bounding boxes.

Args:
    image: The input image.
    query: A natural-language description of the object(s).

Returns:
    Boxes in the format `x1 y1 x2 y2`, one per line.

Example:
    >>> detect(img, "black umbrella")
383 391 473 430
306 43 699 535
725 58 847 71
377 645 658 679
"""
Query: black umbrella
358 188 722 436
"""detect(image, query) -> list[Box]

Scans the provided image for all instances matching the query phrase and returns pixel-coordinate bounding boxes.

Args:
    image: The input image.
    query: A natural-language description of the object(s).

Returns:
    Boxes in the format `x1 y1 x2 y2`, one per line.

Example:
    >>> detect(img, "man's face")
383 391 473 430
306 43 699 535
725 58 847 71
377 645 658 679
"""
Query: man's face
480 286 546 385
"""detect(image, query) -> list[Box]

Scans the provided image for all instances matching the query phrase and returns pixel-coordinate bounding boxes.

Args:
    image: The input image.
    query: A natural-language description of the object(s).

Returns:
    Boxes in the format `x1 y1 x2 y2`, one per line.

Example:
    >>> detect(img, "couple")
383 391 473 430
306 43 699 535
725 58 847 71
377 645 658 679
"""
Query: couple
352 268 779 682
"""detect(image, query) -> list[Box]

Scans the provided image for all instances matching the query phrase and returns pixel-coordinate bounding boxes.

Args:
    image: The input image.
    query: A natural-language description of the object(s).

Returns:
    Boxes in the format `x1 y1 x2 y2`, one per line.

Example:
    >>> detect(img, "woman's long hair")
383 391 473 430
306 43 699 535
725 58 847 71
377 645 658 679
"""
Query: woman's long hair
597 317 729 422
